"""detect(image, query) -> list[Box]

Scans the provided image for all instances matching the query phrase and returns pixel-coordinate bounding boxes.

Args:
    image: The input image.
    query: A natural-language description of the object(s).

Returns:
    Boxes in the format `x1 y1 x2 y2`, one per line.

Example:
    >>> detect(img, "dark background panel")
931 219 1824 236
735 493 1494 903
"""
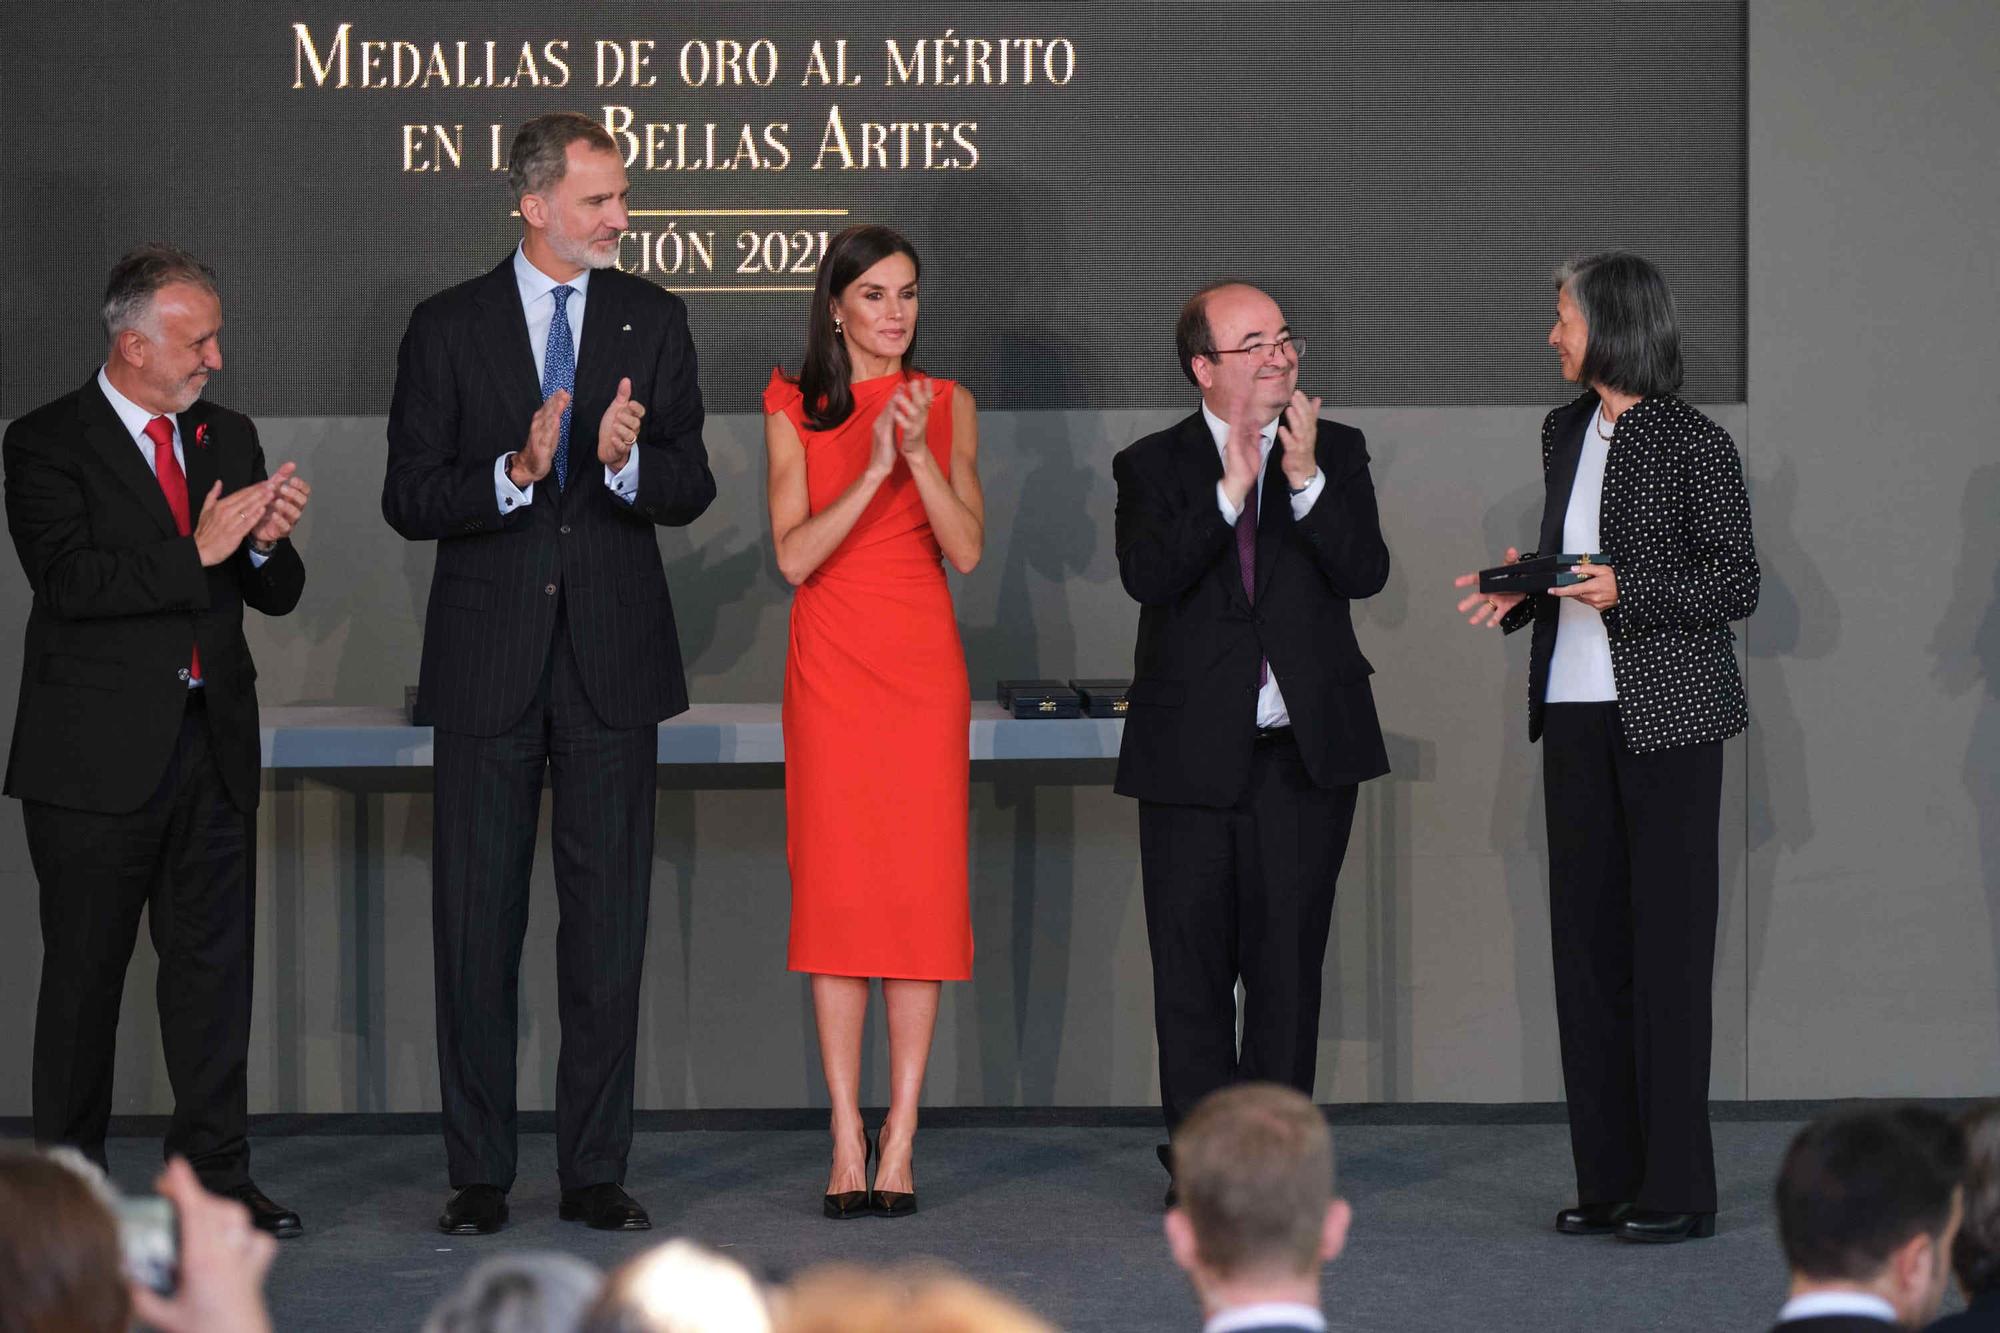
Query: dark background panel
1 2 1743 415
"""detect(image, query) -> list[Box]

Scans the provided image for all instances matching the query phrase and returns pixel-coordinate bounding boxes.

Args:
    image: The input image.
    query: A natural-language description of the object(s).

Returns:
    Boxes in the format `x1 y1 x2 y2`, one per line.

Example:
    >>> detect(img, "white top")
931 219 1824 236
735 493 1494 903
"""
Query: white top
495 244 638 512
1775 1291 1897 1324
1545 402 1618 703
1201 402 1326 730
1205 1302 1327 1333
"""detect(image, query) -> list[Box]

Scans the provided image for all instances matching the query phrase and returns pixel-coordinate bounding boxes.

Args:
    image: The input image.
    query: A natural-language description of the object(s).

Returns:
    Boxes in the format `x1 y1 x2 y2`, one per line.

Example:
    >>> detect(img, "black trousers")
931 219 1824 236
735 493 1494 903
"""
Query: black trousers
27 692 254 1191
432 613 658 1191
1543 702 1722 1213
1139 731 1358 1131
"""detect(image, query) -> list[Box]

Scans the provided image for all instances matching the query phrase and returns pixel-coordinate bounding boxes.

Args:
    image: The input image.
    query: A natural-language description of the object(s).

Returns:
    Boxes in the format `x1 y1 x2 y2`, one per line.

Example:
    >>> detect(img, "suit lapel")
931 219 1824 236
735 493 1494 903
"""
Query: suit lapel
1252 442 1287 602
176 405 219 527
1171 413 1246 613
570 270 622 413
1540 398 1593 556
473 256 545 424
80 379 180 539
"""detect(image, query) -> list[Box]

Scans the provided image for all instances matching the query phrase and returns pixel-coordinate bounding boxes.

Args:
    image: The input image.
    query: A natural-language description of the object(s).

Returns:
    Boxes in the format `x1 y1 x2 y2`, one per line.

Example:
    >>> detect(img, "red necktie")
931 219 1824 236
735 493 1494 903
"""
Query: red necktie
143 416 201 683
1236 472 1269 686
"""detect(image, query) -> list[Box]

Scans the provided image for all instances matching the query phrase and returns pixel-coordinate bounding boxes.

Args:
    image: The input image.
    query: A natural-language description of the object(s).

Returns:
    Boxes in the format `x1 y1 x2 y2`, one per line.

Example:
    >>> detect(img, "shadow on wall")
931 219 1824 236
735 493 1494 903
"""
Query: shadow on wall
1744 456 1839 992
1929 463 2000 1067
923 169 1111 1103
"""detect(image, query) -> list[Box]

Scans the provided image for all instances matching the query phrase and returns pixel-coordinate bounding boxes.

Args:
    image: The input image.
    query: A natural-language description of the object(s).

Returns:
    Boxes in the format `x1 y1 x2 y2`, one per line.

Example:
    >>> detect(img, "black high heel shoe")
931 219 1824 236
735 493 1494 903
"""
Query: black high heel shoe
870 1130 917 1217
823 1131 874 1220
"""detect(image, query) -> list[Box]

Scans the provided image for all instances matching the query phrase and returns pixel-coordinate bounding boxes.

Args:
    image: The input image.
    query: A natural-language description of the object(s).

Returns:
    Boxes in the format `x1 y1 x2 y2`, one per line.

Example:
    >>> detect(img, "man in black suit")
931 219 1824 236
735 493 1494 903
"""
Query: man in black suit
1165 1082 1349 1333
383 112 715 1235
1770 1106 1964 1331
5 243 309 1236
1113 282 1388 1200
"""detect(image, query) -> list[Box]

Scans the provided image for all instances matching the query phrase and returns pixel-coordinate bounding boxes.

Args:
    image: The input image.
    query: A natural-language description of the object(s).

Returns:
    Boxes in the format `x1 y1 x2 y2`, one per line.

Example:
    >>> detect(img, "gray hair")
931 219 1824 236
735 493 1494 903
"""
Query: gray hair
507 111 619 202
423 1251 604 1333
1553 251 1685 397
102 243 218 341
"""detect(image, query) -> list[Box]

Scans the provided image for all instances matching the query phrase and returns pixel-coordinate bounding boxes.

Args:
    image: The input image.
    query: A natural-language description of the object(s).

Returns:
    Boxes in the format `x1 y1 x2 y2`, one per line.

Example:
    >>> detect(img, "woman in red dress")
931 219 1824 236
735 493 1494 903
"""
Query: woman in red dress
762 225 984 1218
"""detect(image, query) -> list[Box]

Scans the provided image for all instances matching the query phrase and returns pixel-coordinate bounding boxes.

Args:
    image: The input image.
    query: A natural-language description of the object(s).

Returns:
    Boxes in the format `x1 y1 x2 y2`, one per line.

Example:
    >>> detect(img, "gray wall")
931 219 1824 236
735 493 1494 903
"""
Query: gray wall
1 3 1994 1114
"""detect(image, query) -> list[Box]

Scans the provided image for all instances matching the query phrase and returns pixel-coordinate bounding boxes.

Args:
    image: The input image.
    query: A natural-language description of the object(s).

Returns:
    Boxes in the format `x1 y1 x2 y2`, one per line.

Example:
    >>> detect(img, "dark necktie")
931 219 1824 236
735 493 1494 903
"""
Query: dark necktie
1236 462 1269 687
143 415 201 683
544 284 576 490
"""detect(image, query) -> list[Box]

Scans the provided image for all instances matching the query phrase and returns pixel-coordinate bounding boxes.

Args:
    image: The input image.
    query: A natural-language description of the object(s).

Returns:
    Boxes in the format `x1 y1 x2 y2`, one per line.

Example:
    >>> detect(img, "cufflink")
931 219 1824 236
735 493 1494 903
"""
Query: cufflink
621 323 632 332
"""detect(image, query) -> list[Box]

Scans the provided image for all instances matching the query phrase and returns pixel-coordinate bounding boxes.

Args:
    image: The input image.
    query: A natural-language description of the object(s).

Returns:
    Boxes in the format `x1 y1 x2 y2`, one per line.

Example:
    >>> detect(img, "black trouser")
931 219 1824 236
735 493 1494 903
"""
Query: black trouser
431 612 658 1192
1543 702 1722 1214
1139 730 1359 1131
28 691 255 1191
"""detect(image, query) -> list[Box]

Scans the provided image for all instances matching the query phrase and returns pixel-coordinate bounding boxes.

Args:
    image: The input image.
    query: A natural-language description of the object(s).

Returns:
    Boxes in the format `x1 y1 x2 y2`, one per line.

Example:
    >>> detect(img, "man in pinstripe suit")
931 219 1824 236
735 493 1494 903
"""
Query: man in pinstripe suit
383 112 715 1235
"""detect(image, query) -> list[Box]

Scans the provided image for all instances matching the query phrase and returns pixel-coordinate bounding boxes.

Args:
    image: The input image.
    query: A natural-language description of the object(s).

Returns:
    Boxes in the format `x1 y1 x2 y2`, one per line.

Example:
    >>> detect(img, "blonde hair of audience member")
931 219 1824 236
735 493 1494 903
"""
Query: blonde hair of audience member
423 1250 603 1333
1953 1101 2000 1303
0 1149 131 1333
579 1239 772 1333
1164 1083 1350 1318
777 1263 1054 1333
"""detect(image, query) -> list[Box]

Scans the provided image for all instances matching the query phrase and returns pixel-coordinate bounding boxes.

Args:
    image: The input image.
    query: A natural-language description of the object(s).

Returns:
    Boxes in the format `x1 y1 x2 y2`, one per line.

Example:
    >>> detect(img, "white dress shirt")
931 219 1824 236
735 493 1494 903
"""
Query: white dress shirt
1205 1301 1327 1333
1774 1291 1897 1325
496 244 640 513
1202 402 1326 730
1545 401 1618 702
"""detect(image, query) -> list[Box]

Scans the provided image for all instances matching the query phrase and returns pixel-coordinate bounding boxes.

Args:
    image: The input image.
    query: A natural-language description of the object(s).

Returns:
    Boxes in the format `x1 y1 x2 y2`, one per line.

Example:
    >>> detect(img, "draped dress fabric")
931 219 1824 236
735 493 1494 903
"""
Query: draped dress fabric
764 369 972 980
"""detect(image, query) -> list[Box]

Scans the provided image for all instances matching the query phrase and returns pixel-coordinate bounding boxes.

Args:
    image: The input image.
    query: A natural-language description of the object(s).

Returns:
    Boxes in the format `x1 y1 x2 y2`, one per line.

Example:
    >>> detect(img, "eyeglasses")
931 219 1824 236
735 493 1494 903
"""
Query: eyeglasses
1206 335 1307 362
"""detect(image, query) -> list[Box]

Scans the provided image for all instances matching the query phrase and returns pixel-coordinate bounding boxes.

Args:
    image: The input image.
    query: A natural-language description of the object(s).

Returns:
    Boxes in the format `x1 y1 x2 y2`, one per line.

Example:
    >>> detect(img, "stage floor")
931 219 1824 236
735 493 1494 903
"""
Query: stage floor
38 1111 1929 1331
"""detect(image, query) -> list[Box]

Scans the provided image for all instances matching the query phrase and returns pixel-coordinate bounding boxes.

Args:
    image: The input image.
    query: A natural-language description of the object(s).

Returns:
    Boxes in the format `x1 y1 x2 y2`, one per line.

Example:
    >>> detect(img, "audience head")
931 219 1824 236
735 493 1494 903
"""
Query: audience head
1175 282 1300 426
798 223 923 431
1952 1101 2000 1302
1164 1082 1348 1314
580 1239 771 1333
508 111 627 272
1777 1104 1966 1326
423 1251 603 1333
101 242 224 414
776 1263 1052 1333
0 1149 130 1333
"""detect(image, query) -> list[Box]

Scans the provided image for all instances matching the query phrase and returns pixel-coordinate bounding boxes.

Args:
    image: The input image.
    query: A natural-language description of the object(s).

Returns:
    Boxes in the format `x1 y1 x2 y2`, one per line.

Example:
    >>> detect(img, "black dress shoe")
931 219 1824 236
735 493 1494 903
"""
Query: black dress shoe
1615 1209 1716 1243
824 1132 874 1220
438 1185 508 1236
560 1183 652 1232
1555 1201 1633 1234
221 1183 303 1239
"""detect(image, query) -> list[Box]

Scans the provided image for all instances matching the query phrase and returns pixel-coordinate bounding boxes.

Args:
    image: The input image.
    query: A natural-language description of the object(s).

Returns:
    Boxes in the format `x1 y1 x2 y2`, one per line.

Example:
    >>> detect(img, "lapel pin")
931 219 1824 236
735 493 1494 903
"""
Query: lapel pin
622 323 632 332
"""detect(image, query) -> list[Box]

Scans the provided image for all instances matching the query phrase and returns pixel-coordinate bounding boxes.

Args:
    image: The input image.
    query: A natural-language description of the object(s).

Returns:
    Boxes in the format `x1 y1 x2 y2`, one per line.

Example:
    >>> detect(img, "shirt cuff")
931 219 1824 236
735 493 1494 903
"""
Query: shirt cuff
1216 481 1244 526
605 447 639 505
247 546 270 568
1287 468 1325 519
495 453 534 512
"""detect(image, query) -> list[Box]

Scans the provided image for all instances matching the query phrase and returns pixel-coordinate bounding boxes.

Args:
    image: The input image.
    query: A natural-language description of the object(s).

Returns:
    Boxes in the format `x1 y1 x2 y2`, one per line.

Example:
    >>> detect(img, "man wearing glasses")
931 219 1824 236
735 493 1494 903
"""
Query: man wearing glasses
1111 282 1390 1207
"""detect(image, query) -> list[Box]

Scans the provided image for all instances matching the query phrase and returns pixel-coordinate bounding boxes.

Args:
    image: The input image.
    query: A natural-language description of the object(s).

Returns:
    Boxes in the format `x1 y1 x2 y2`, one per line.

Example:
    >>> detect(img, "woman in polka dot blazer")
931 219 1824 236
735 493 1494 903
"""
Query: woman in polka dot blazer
1455 251 1759 1246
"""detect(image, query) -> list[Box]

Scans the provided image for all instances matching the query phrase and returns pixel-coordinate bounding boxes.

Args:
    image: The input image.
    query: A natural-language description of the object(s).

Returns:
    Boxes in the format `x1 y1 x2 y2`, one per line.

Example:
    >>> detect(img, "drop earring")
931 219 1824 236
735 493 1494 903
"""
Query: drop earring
833 317 843 334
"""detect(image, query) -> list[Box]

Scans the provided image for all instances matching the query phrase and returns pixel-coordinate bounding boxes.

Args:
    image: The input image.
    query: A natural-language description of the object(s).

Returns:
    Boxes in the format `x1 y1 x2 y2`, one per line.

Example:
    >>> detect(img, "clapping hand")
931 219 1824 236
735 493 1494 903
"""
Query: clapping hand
249 463 309 548
509 389 568 488
1454 547 1526 628
1277 390 1322 489
597 376 645 470
193 477 280 568
1220 377 1262 510
890 376 936 459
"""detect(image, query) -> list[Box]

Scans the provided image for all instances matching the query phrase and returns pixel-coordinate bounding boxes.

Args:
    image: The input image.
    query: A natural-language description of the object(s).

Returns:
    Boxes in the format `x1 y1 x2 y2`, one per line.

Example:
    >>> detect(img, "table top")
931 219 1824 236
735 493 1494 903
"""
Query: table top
260 702 1125 768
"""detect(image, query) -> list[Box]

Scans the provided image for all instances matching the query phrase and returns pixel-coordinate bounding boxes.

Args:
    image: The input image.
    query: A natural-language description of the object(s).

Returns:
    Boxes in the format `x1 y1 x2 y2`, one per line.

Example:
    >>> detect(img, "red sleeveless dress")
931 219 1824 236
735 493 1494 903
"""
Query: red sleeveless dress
763 369 973 980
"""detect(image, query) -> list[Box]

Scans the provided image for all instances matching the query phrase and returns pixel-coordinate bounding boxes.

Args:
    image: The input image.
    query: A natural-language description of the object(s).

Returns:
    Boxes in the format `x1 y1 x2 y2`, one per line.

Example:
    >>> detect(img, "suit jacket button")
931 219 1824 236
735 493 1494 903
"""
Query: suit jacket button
545 583 557 595
560 524 571 534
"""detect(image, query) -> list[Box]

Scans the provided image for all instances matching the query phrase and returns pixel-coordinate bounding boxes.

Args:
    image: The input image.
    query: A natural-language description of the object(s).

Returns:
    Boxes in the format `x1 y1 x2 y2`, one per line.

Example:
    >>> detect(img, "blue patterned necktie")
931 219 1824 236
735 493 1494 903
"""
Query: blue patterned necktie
543 284 576 490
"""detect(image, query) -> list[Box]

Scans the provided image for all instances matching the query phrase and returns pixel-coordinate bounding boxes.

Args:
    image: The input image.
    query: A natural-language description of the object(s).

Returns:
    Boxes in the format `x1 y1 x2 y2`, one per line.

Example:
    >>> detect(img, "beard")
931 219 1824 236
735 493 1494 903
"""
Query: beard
549 225 622 271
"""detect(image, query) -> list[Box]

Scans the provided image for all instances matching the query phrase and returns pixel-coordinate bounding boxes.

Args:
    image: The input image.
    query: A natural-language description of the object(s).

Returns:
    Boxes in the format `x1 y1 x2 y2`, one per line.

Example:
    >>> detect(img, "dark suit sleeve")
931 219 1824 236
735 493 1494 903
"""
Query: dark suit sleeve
382 302 518 542
234 418 305 617
1113 446 1232 606
622 297 715 528
3 415 210 620
1603 424 1760 637
1291 427 1389 599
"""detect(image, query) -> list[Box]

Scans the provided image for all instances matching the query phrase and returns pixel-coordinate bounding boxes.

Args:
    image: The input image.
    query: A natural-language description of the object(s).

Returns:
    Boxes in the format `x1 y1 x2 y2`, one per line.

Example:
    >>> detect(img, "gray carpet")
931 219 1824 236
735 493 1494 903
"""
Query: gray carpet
65 1117 1851 1332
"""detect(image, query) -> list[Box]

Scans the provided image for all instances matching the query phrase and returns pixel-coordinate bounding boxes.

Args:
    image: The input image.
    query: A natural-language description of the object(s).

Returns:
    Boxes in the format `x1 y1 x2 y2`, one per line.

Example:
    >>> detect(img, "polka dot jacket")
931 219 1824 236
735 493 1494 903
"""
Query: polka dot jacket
1499 392 1760 753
